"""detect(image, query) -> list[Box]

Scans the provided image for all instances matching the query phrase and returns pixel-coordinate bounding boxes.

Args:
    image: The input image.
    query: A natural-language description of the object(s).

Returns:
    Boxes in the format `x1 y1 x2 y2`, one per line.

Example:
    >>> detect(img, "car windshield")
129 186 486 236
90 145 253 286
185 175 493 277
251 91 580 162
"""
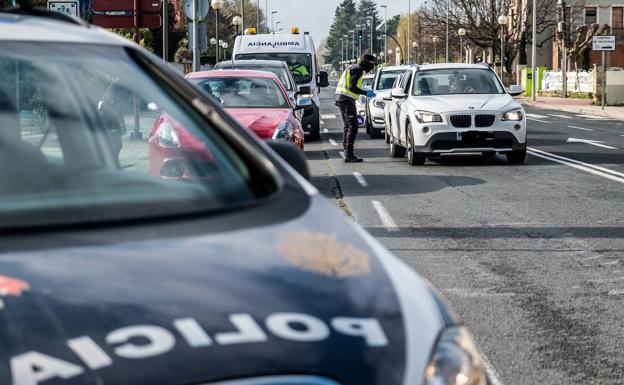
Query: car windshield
412 68 505 96
190 77 289 109
216 65 294 91
0 43 264 229
376 70 404 90
236 53 312 84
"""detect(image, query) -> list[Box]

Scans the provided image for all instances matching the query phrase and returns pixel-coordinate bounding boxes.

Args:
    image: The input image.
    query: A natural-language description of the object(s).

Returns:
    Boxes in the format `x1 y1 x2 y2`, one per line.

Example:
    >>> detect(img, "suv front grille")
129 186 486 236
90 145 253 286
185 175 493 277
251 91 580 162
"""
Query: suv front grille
475 115 496 127
450 115 471 128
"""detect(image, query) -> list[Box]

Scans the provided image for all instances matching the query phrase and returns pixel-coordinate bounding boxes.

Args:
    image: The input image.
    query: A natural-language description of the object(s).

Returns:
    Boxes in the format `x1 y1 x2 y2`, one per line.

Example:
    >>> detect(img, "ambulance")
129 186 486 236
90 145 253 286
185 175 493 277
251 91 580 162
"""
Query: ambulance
233 28 329 141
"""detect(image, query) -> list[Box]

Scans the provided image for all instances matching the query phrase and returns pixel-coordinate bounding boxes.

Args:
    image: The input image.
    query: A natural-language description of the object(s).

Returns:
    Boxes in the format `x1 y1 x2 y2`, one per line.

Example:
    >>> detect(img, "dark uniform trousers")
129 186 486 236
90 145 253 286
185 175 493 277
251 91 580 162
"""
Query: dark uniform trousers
335 99 358 153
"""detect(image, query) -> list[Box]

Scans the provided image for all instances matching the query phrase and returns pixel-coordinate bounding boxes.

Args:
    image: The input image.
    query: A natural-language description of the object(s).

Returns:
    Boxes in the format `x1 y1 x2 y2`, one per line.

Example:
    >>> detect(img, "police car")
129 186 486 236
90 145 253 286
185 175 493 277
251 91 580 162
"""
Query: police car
0 6 489 385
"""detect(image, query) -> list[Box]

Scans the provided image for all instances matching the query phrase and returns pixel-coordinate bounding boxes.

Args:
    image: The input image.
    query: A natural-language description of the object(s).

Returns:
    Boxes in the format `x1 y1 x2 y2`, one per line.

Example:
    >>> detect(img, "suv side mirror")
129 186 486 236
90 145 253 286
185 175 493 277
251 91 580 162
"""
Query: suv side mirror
509 85 522 97
391 87 407 99
296 85 311 95
383 94 393 102
266 140 310 180
318 71 329 88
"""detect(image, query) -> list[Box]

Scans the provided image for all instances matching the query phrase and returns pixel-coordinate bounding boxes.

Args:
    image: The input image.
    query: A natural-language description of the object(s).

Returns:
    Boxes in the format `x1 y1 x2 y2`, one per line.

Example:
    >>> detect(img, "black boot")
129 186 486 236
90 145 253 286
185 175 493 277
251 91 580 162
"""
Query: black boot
344 150 363 163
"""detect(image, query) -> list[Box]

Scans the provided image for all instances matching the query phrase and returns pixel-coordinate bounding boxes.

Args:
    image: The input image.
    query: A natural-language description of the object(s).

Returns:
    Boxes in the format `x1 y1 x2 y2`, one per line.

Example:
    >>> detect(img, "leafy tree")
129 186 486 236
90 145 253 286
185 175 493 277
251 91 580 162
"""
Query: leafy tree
356 0 381 56
323 0 358 66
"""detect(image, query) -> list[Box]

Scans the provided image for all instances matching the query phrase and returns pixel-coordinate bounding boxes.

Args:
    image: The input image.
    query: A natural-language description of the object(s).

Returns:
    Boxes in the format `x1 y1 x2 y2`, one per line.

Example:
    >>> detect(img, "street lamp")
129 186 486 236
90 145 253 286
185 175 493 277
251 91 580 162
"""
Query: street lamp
271 10 278 32
232 15 243 35
531 0 536 101
395 46 401 65
355 24 361 59
351 30 356 61
498 14 508 81
412 41 418 63
381 4 388 65
367 16 373 56
221 41 229 60
445 0 450 62
432 36 439 63
211 0 225 63
458 28 466 63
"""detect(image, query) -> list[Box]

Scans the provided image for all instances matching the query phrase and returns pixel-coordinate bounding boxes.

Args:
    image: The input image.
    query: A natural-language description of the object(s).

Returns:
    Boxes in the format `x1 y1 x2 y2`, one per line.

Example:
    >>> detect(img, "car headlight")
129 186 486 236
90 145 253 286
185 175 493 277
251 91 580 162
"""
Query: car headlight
157 122 180 148
415 111 443 124
424 327 487 385
501 109 524 121
373 98 385 109
272 120 294 141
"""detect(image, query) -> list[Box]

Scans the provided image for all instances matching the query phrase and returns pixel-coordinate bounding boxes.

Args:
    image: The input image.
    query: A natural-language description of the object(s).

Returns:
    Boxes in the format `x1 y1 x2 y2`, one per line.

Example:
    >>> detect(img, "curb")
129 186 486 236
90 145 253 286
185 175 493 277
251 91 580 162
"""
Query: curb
520 100 624 120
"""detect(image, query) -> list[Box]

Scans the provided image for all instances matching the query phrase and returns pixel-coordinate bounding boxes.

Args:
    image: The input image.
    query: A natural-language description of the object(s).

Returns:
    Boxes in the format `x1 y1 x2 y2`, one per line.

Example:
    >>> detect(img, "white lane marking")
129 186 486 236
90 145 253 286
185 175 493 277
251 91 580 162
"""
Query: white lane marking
329 139 338 146
372 200 398 231
322 128 329 133
567 137 617 149
526 113 548 119
567 125 595 132
321 114 337 119
352 172 368 187
527 117 551 124
528 147 624 184
582 115 608 120
481 352 506 385
320 120 325 125
548 113 573 119
339 151 346 160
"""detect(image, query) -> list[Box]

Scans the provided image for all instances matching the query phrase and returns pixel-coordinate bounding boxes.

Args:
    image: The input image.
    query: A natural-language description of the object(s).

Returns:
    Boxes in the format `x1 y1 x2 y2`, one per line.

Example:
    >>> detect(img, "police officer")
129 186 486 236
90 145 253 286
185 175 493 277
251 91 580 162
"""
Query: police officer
335 54 376 163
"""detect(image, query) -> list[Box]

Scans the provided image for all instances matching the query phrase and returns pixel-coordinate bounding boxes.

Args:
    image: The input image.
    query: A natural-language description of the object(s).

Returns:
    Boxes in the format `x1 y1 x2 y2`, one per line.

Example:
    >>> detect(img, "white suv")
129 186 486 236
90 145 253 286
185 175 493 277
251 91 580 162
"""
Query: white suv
384 63 526 165
365 66 409 138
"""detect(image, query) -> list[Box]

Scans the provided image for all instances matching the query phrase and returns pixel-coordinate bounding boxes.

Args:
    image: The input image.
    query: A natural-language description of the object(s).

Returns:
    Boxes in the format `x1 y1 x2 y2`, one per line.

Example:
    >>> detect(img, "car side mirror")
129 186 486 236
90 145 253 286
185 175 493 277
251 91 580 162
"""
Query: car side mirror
296 85 311 96
295 97 313 111
391 87 407 99
509 85 522 97
266 140 310 180
318 71 329 88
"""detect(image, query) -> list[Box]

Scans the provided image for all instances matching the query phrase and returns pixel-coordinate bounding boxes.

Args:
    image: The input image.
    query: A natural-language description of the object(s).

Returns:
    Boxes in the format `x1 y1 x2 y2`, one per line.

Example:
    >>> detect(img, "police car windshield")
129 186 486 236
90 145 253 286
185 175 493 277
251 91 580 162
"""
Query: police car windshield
412 68 505 96
236 54 312 84
190 77 289 109
0 43 267 229
376 70 405 90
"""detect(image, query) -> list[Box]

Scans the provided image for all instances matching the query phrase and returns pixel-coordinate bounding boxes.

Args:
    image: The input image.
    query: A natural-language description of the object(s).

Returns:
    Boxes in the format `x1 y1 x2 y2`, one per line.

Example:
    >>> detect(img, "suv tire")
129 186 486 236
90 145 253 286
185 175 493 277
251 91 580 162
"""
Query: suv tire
506 149 527 164
406 124 426 166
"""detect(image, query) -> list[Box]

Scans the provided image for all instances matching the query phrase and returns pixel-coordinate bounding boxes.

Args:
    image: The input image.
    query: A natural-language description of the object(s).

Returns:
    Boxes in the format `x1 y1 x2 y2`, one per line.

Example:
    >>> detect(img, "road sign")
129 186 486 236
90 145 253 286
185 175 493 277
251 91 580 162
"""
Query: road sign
48 0 79 17
188 21 207 52
92 13 161 28
92 0 160 12
184 0 209 21
592 36 616 51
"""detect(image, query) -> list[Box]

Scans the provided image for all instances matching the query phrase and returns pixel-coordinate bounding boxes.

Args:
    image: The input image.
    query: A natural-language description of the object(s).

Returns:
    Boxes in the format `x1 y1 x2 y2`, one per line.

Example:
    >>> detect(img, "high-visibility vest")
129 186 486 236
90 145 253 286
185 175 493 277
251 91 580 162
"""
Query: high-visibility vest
336 65 363 100
290 64 309 77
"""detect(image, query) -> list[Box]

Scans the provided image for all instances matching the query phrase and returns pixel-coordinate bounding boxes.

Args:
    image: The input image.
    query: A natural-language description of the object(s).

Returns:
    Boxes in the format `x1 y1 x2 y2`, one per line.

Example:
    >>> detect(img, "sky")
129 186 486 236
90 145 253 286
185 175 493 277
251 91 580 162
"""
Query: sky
265 0 426 46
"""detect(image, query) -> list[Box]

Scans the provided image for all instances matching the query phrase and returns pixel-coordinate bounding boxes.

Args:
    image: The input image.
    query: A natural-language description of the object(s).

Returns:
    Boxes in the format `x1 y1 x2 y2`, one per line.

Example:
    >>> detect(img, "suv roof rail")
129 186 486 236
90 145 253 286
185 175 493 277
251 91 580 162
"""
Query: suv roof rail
1 0 85 26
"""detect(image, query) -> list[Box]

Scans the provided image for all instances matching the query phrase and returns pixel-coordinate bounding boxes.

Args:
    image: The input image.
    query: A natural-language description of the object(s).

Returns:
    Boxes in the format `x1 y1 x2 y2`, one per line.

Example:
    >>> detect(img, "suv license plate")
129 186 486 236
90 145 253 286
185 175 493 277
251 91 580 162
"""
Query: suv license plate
456 132 462 141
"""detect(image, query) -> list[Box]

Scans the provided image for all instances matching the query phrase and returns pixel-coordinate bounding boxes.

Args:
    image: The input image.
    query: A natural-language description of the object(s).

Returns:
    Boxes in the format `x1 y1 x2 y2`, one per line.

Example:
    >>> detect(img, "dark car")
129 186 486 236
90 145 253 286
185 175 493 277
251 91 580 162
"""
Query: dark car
0 8 488 385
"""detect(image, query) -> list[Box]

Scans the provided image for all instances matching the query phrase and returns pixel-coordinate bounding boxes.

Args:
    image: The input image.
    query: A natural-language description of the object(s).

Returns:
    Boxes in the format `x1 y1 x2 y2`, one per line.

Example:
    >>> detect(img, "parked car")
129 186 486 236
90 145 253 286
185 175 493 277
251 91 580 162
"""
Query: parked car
356 73 375 128
213 60 299 104
0 8 489 385
384 63 526 165
186 70 309 149
365 66 409 138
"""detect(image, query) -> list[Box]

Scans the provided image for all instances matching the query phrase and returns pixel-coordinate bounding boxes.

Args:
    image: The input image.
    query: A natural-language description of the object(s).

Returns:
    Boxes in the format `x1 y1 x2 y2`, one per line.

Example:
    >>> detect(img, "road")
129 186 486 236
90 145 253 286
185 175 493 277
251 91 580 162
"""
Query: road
306 86 624 385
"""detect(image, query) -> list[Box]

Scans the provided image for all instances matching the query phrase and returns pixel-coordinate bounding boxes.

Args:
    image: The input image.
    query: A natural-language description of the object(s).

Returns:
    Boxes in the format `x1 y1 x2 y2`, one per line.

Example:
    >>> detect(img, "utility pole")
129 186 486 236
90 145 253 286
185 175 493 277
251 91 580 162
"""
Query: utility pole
368 16 373 56
162 0 168 61
559 0 567 98
531 0 537 101
445 0 449 62
265 0 268 33
192 0 199 71
241 0 245 33
256 0 259 31
381 5 387 65
407 0 411 63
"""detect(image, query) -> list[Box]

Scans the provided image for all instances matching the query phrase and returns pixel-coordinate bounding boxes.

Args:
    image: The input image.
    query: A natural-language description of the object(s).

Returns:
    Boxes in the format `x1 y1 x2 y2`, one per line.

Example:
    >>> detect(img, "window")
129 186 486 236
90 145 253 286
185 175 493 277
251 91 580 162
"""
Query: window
376 70 405 91
613 7 623 28
361 77 374 91
412 69 505 96
585 7 597 25
189 77 288 109
0 43 262 228
236 53 313 84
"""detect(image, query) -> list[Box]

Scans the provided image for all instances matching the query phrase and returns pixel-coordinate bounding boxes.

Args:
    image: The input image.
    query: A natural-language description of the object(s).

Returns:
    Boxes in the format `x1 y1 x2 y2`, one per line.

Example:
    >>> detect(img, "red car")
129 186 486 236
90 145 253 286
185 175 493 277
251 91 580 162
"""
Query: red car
186 69 307 149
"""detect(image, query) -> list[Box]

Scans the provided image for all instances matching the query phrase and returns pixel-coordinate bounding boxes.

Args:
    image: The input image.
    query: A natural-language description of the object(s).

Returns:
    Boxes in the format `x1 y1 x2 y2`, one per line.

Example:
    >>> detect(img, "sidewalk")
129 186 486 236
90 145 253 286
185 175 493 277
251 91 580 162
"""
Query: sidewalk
518 96 624 120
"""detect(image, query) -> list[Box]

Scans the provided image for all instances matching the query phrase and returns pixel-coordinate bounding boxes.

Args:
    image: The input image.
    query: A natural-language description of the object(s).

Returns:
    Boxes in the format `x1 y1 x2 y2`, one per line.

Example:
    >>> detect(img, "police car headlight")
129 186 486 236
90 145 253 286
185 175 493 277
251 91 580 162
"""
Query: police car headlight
272 121 294 141
501 109 524 121
415 111 443 124
373 98 385 109
424 327 487 385
157 123 180 148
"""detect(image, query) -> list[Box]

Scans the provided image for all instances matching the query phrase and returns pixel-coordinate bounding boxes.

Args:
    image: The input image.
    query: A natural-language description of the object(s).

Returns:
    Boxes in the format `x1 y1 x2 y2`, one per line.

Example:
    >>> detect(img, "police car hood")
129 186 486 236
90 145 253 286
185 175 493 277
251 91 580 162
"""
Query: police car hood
0 196 450 385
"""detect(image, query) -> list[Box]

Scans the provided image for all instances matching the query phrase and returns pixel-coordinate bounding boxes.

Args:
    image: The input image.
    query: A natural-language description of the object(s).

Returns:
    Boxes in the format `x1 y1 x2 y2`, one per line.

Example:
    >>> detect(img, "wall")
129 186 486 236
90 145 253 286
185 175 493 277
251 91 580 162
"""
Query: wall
606 70 624 104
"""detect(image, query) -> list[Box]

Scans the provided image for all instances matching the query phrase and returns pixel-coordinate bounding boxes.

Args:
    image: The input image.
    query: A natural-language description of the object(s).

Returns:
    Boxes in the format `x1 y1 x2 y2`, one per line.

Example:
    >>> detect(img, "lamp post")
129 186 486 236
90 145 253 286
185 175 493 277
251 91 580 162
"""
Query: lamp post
498 14 508 82
351 30 356 61
271 10 277 32
458 28 466 63
232 15 243 35
240 0 245 33
432 36 439 63
340 37 345 70
395 46 401 66
211 0 224 63
407 0 411 63
367 16 373 55
531 0 536 101
221 41 229 60
381 5 387 65
210 37 217 62
355 24 361 59
412 41 417 63
445 0 450 62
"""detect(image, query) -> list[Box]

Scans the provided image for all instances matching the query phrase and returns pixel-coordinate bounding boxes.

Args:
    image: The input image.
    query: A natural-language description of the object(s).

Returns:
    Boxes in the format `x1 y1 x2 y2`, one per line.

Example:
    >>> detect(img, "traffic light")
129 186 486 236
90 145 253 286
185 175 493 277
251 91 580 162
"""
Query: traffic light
357 29 363 40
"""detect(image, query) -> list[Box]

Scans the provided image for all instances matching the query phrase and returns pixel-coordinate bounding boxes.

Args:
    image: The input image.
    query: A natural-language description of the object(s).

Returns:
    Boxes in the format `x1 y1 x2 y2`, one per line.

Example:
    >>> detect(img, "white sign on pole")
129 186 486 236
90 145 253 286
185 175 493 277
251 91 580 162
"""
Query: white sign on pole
48 0 79 18
592 36 616 51
184 0 209 21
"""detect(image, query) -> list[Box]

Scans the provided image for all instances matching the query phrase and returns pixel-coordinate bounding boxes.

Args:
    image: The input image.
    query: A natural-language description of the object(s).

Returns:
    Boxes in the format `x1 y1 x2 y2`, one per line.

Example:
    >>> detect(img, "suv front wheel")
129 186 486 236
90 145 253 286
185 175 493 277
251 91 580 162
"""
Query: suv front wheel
406 124 426 166
506 148 527 164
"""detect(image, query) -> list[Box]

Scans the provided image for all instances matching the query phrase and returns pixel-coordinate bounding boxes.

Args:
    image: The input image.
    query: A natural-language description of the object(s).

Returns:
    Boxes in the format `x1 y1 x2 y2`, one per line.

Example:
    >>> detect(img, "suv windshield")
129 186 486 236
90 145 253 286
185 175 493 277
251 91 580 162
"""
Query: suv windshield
412 68 505 96
215 65 294 91
376 70 405 90
0 43 263 229
236 53 312 84
190 77 288 109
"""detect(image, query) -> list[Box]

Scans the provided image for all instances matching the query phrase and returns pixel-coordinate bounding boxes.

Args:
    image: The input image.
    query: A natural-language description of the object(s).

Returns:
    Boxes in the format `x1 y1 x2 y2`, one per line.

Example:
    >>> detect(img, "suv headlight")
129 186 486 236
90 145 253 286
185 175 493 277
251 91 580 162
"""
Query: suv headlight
501 109 524 121
373 98 386 109
415 111 443 124
424 327 487 385
272 120 294 141
157 122 180 148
